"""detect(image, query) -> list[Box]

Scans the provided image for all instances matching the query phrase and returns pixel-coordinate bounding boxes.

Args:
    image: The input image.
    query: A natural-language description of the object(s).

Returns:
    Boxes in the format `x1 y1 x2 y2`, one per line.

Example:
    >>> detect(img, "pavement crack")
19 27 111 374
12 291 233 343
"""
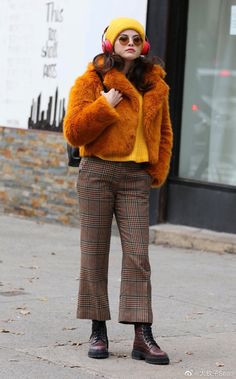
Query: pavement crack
14 347 112 378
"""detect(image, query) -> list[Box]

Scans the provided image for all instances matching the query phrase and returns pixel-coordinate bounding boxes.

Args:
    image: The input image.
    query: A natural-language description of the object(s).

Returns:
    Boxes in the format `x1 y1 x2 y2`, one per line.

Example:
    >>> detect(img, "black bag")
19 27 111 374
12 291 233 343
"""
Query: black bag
67 144 81 167
66 71 108 167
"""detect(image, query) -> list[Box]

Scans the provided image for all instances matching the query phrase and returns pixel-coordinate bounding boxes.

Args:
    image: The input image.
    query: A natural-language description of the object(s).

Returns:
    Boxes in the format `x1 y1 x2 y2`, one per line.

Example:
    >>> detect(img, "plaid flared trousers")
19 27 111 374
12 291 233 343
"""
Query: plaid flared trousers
76 157 153 323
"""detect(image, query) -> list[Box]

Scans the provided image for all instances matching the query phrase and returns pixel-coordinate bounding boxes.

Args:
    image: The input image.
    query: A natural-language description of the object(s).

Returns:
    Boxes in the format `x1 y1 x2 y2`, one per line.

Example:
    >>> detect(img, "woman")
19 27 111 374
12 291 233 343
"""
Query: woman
63 17 173 365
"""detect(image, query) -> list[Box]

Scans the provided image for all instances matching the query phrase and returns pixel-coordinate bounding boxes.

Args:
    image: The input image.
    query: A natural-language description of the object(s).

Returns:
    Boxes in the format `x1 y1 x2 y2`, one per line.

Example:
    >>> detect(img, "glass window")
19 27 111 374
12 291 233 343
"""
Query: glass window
179 0 236 186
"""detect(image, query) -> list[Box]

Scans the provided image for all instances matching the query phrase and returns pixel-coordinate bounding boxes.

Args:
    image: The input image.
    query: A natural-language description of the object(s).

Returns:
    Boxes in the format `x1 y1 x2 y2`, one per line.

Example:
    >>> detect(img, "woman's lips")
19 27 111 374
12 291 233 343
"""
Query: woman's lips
125 48 135 52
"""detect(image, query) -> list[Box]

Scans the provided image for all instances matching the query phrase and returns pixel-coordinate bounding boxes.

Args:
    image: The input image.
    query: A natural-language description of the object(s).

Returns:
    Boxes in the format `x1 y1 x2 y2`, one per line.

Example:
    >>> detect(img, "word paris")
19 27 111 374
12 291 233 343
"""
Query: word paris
42 2 63 79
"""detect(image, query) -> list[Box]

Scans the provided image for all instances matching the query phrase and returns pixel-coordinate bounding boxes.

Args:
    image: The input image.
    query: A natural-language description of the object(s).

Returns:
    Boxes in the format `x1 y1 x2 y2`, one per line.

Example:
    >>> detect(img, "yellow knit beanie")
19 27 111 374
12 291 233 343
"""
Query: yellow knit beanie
105 17 145 47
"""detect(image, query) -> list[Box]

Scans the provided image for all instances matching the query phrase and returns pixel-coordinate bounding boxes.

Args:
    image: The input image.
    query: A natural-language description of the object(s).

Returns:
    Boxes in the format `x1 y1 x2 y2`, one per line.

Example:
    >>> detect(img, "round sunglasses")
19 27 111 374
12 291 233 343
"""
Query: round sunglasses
118 34 143 47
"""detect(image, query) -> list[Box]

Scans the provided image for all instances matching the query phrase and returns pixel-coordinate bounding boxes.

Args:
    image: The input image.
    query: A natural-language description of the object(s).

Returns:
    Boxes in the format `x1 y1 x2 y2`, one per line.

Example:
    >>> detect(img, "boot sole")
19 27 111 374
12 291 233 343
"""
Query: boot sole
132 350 169 365
88 351 109 359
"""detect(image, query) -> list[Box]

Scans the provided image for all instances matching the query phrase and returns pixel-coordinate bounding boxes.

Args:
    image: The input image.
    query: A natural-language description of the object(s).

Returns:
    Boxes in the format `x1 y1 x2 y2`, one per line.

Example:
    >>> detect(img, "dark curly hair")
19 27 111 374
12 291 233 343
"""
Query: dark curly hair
93 53 163 93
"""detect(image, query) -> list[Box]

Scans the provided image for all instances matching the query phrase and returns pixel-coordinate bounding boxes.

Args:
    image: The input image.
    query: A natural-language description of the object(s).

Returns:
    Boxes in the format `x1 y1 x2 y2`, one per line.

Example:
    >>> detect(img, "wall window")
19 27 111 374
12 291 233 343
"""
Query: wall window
179 0 236 186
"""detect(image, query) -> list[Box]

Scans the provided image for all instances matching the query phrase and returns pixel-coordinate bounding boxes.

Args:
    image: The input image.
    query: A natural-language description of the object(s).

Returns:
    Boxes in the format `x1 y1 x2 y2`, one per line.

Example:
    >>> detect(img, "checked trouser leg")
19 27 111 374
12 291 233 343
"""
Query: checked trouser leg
115 169 153 323
77 160 115 321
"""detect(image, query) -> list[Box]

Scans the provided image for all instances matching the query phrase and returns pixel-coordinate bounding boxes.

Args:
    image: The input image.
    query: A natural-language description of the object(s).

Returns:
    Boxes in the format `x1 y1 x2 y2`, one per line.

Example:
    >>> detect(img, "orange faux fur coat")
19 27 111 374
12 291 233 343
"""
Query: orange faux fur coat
63 63 173 187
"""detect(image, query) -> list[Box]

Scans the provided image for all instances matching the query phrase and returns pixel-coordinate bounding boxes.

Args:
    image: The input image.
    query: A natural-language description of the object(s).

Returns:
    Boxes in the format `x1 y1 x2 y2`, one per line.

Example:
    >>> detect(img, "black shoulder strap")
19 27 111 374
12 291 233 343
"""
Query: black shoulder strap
96 70 109 93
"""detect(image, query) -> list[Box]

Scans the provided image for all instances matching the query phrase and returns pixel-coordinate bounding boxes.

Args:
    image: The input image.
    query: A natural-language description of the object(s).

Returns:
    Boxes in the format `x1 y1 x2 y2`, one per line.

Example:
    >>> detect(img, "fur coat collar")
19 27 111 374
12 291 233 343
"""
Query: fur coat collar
87 62 169 121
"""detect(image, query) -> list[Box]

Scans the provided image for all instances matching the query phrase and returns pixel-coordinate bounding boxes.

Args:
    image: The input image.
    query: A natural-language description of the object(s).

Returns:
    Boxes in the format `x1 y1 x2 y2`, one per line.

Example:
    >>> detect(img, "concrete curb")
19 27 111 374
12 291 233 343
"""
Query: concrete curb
149 224 236 254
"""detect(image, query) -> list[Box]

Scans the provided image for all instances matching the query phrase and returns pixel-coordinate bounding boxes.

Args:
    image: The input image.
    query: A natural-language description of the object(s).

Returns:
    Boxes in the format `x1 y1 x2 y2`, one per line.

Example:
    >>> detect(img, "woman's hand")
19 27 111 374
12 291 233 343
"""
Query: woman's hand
101 88 123 107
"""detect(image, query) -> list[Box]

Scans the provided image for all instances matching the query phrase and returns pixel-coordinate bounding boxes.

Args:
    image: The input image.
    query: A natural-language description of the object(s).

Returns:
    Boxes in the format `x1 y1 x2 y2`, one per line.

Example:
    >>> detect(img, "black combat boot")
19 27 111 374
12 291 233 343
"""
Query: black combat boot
88 320 109 359
132 323 169 365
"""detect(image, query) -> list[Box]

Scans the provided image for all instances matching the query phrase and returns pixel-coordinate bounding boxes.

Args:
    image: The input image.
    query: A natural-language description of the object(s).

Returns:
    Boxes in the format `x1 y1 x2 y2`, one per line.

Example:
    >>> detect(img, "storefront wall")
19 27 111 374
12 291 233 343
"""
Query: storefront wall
0 126 80 226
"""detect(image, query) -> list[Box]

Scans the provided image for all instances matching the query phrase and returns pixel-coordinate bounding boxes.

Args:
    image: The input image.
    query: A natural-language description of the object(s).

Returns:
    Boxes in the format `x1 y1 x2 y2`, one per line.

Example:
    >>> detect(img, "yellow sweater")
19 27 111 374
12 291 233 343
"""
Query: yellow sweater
96 94 149 163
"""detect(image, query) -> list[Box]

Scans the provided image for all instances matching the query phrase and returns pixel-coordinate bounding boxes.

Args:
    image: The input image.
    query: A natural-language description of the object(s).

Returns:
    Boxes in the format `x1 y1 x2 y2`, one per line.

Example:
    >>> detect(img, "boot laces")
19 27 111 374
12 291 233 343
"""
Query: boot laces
91 320 107 343
142 324 160 348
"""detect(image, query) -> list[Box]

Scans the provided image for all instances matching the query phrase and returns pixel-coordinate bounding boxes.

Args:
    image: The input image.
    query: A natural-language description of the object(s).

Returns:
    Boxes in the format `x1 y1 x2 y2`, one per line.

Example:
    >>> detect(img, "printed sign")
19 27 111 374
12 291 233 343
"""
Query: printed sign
0 0 147 131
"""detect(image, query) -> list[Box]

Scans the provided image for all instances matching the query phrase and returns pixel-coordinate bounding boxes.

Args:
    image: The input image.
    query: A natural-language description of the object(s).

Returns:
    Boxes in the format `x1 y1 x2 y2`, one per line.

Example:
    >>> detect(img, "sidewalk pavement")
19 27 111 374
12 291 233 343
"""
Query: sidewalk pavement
0 214 236 379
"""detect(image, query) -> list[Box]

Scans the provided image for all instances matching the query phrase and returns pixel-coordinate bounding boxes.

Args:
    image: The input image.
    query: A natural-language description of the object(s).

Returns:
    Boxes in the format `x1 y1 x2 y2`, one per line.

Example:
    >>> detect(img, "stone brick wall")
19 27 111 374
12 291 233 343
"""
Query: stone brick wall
0 126 80 226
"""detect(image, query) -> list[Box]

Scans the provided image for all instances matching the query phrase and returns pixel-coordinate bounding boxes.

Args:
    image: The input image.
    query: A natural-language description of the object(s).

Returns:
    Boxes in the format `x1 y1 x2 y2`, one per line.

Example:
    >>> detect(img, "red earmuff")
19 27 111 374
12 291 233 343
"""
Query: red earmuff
141 40 150 55
102 39 113 53
102 27 113 53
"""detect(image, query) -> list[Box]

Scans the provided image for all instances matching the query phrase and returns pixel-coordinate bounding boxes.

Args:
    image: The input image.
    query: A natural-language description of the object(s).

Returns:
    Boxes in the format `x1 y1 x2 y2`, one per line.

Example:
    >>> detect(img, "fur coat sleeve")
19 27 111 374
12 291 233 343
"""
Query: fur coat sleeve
146 95 173 187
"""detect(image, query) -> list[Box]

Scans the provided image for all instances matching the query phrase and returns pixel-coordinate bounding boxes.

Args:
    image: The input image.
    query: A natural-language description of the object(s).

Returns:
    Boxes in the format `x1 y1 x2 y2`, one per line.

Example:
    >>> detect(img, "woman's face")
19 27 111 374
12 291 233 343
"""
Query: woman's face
113 29 143 61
